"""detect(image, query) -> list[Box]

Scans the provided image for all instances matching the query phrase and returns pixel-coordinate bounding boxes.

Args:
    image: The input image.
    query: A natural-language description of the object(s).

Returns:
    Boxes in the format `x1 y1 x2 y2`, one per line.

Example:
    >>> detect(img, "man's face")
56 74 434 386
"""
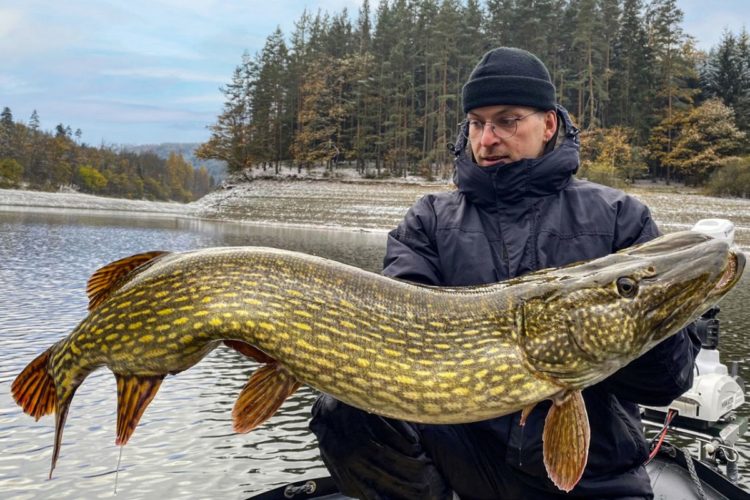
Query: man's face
467 105 558 167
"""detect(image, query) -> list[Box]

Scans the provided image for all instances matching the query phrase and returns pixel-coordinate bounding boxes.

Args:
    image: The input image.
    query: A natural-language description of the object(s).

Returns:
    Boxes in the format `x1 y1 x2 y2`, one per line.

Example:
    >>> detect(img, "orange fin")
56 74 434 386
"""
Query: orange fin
233 363 301 433
115 374 164 446
520 403 537 426
87 251 169 311
11 348 57 420
224 340 275 363
543 390 590 492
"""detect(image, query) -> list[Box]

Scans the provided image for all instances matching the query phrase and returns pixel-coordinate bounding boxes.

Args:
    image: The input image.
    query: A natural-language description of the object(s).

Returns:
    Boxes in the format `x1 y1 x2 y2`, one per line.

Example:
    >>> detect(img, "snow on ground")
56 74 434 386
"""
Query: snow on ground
192 178 454 230
0 188 190 214
5 179 750 248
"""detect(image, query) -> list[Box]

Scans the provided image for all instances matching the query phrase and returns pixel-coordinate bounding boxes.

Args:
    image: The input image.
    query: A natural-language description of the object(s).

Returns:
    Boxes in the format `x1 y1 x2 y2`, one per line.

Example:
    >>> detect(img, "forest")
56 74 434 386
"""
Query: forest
0 108 214 202
198 0 750 193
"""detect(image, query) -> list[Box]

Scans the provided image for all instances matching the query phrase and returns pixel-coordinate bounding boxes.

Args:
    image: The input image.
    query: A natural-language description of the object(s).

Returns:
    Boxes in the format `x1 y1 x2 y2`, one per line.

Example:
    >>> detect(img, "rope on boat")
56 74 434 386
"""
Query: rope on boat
682 446 708 500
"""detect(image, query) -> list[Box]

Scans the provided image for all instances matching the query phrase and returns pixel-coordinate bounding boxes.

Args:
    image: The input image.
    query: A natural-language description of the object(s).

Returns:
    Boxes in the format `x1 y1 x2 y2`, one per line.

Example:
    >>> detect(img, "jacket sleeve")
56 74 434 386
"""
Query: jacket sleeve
603 196 702 405
382 196 443 286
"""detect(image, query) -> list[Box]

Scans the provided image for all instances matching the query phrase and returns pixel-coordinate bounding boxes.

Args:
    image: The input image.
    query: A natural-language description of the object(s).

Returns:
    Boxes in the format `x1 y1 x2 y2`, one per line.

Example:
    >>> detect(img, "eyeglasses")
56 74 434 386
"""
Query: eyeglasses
462 110 543 140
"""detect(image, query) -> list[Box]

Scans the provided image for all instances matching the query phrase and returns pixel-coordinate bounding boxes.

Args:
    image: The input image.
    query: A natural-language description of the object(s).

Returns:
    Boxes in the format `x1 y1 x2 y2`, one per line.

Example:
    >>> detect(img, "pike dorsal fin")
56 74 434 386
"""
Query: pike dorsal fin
87 251 169 311
115 374 165 446
232 363 301 433
542 390 590 492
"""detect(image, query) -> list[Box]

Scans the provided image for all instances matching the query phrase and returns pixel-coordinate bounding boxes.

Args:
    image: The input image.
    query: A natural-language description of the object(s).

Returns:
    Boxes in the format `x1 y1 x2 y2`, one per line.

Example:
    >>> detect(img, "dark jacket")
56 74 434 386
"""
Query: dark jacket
382 106 701 496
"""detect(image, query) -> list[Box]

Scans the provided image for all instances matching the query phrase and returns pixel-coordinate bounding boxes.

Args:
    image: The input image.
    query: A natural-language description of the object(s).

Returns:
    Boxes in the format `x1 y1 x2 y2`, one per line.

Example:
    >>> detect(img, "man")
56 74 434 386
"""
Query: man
310 47 700 499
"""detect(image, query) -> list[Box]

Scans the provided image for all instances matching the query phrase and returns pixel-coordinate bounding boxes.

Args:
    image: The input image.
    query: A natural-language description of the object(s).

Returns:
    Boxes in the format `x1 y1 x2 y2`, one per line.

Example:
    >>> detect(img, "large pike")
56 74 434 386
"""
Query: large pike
11 231 744 491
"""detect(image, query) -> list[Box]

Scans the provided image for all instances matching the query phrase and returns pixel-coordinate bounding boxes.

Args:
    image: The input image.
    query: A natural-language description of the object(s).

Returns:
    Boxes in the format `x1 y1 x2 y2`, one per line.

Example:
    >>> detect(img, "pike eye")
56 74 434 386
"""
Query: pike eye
616 277 638 298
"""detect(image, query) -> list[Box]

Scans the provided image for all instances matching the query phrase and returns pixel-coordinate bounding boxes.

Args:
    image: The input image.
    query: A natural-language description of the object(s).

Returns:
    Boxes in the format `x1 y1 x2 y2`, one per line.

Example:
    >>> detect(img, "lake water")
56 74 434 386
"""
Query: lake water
1 203 750 499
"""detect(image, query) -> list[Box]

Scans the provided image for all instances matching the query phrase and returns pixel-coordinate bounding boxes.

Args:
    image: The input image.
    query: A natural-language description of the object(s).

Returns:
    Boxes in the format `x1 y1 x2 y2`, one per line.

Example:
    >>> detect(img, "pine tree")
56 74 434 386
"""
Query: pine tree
611 0 654 136
646 0 697 182
197 55 256 173
702 29 750 136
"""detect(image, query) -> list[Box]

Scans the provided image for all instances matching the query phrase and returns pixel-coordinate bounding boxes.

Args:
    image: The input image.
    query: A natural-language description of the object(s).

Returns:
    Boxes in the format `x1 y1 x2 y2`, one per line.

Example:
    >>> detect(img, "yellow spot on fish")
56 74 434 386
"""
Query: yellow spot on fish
156 324 170 332
293 322 312 331
201 297 212 303
395 375 416 385
154 291 168 298
453 387 470 396
489 386 506 396
260 322 275 332
340 320 356 329
209 318 222 327
117 301 132 309
173 317 188 325
383 348 401 358
139 334 154 343
356 358 370 368
128 322 143 330
105 333 119 342
180 334 194 344
296 338 316 350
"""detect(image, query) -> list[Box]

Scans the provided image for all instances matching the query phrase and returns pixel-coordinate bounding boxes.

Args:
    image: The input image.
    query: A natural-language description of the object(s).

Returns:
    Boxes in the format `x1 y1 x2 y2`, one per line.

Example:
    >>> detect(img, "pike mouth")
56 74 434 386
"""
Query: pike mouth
713 251 745 294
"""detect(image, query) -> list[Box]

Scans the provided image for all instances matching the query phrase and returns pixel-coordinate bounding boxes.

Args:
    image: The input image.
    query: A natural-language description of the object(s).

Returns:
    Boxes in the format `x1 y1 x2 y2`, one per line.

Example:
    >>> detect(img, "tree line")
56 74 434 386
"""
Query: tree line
198 0 749 188
0 108 214 202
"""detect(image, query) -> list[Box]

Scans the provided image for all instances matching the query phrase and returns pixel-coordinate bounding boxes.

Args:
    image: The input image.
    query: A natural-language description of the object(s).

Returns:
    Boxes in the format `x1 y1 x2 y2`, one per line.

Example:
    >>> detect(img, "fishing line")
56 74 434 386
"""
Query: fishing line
114 446 123 494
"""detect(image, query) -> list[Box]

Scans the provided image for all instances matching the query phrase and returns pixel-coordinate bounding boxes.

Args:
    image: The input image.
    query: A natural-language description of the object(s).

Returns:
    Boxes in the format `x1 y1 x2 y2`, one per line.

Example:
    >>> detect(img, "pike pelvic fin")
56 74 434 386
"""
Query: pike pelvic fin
115 374 165 446
542 390 590 492
224 340 275 363
232 363 301 433
87 251 169 311
11 348 57 420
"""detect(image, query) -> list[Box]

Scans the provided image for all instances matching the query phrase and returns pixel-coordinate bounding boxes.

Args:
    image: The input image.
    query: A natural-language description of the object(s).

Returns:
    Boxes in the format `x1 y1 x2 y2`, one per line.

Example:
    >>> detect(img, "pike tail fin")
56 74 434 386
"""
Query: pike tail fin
11 348 57 420
232 363 301 433
51 396 73 479
115 374 165 446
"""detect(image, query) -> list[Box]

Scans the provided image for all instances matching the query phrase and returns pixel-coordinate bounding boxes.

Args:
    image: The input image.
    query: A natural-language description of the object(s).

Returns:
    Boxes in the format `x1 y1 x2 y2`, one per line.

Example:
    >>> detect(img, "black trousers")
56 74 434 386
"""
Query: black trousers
310 395 652 500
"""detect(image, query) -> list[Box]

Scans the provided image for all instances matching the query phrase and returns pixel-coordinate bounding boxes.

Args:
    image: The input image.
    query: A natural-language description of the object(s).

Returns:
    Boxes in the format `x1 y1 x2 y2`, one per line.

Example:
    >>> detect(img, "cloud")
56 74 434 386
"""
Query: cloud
100 67 227 84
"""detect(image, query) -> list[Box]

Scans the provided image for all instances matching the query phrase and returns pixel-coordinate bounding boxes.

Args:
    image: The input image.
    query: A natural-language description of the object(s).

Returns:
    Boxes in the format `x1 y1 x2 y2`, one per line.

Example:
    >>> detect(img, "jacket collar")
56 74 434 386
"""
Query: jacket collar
453 105 580 207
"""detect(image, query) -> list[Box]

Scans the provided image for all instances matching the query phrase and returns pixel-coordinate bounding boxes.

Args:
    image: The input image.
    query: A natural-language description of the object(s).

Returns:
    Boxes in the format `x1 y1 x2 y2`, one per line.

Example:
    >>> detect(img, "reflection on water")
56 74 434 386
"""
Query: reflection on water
1 206 750 498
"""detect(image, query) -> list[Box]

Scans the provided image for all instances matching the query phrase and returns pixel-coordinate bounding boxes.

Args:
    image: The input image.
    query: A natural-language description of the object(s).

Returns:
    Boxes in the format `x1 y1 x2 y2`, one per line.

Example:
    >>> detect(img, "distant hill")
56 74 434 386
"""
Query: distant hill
122 143 226 181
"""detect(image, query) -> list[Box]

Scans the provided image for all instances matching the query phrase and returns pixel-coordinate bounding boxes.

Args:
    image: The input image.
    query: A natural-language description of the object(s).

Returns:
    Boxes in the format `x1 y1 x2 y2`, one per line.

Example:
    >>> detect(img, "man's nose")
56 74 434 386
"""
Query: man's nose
479 125 500 148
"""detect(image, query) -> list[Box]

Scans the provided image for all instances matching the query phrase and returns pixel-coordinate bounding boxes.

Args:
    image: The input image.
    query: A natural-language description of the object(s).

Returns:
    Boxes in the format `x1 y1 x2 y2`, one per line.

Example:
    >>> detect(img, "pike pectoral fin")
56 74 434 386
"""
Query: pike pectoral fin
542 390 590 493
87 251 169 311
232 363 301 433
224 340 275 363
115 374 164 446
11 348 56 420
520 403 537 426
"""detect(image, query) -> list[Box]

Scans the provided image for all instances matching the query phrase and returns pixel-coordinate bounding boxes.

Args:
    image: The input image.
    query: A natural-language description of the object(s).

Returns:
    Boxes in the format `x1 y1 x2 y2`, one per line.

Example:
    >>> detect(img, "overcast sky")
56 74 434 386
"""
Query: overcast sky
1 0 746 146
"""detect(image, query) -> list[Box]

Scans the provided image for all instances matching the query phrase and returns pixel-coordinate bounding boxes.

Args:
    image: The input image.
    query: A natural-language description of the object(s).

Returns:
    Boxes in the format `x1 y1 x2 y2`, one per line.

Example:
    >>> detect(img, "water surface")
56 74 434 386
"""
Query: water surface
1 206 749 499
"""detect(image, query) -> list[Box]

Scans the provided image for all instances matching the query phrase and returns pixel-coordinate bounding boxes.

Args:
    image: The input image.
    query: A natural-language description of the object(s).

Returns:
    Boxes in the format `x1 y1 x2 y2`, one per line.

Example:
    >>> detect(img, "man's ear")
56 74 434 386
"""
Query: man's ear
543 110 558 143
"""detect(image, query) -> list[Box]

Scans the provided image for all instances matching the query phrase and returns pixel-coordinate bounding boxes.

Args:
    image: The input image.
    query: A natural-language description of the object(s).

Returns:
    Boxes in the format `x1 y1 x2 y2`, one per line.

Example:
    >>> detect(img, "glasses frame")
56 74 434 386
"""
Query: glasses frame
462 110 543 140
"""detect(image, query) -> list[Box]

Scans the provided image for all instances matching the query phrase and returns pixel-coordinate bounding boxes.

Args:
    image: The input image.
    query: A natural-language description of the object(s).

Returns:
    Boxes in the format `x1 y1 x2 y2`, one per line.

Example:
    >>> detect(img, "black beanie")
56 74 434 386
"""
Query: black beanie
462 47 556 113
